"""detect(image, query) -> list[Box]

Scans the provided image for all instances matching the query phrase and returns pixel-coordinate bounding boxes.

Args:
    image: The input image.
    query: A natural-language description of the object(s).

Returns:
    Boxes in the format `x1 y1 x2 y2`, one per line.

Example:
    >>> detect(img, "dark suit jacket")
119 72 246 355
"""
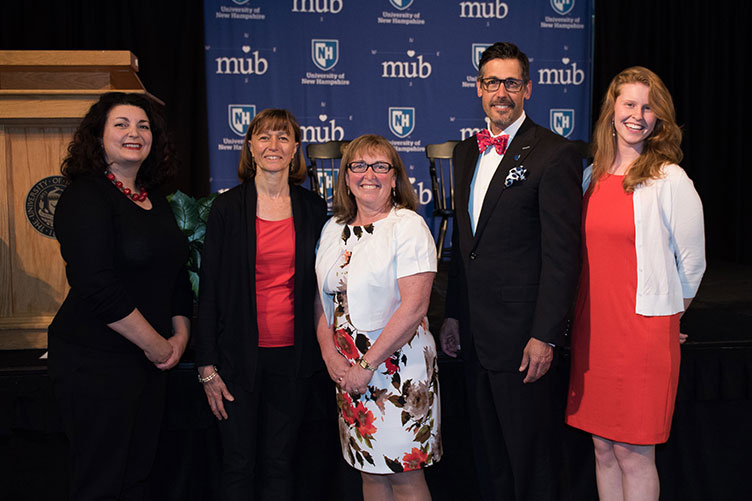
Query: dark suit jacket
194 181 328 391
445 117 582 371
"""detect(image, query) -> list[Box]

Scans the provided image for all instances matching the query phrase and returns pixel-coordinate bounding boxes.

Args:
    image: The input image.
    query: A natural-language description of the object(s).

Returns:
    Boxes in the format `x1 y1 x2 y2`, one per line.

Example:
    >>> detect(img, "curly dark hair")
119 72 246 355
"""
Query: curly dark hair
60 92 178 189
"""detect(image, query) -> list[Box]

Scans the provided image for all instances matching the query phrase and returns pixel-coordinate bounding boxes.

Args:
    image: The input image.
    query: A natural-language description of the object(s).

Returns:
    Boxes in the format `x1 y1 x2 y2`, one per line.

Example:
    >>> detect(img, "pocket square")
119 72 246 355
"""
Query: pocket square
504 165 527 188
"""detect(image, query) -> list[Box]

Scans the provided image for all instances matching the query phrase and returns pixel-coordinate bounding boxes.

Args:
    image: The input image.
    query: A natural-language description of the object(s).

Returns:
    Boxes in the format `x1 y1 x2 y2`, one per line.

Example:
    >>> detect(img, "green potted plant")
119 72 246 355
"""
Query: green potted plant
167 190 218 301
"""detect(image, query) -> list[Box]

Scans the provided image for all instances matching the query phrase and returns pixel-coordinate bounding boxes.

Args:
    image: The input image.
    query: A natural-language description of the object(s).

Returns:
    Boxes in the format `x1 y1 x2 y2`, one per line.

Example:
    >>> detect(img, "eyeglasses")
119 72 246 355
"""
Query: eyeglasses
479 77 526 93
346 161 394 174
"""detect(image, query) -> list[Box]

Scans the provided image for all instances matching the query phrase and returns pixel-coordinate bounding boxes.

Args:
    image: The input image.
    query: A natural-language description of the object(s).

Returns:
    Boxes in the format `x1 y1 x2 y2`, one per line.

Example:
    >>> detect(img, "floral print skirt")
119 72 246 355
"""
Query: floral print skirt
332 291 442 474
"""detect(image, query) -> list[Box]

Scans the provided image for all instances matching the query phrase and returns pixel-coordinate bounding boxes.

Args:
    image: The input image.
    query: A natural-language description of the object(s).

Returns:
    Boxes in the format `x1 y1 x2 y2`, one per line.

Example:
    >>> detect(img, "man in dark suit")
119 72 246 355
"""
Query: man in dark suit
440 42 582 501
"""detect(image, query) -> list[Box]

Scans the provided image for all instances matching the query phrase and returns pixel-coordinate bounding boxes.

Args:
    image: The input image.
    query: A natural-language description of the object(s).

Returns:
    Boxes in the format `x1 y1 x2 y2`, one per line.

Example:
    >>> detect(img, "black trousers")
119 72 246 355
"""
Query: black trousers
217 347 312 501
464 352 560 501
48 335 167 501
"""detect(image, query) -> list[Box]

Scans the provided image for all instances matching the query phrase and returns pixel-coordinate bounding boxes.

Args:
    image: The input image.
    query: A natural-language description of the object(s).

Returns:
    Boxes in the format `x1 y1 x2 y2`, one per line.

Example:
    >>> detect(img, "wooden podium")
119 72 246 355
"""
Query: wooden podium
0 51 152 349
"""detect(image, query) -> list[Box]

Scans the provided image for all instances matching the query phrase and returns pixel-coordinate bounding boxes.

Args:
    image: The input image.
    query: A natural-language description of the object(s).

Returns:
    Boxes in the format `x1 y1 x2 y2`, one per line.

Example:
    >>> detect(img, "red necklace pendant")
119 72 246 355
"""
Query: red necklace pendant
105 170 148 202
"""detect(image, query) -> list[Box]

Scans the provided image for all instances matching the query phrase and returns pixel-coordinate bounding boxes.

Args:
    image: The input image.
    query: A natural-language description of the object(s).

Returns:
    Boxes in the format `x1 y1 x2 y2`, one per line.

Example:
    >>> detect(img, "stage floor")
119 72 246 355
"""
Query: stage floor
1 259 750 500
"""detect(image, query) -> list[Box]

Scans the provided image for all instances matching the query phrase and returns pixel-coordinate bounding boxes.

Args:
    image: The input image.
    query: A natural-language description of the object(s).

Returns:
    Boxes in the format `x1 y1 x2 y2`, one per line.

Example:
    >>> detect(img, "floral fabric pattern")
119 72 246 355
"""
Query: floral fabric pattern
327 223 442 474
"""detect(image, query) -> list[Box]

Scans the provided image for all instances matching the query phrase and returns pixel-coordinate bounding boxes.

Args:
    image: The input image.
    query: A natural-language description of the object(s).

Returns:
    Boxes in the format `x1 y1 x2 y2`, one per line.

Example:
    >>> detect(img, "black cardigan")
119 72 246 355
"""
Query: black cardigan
194 181 328 391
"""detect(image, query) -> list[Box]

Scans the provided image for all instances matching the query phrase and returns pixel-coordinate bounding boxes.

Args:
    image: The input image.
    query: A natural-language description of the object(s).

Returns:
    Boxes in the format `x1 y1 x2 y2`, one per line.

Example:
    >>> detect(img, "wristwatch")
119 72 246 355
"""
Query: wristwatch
357 357 378 372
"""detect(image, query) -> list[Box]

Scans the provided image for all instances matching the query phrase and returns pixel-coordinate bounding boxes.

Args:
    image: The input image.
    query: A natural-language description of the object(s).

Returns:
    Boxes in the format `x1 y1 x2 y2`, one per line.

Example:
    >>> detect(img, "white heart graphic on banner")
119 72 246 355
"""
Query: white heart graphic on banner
242 45 251 53
407 50 416 57
318 114 328 122
562 57 570 64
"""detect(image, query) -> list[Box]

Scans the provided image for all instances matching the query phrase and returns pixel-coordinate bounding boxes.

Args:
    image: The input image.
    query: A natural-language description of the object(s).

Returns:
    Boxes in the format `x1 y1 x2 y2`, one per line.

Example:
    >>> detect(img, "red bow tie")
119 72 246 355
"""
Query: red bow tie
477 129 509 155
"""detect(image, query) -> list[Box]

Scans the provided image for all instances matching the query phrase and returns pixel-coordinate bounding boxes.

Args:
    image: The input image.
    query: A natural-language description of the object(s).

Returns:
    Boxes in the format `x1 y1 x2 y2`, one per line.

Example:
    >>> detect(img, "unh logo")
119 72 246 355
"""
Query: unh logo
550 109 575 138
229 104 256 136
390 0 414 10
472 43 492 71
312 39 339 71
388 107 415 138
550 0 575 16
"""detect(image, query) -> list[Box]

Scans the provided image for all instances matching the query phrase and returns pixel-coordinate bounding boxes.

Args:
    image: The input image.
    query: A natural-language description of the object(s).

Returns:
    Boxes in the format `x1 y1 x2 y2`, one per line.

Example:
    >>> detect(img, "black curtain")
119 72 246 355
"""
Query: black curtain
0 0 210 198
2 0 749 263
592 0 751 263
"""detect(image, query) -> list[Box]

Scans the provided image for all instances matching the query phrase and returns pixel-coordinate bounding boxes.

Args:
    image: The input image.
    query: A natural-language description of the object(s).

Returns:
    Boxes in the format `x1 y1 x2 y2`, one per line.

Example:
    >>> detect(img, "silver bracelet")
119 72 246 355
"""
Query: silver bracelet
198 366 218 383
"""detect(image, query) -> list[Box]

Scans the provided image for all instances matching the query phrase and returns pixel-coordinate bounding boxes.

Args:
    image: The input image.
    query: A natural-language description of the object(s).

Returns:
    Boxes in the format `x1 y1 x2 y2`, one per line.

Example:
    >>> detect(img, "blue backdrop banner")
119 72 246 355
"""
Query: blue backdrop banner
204 0 593 226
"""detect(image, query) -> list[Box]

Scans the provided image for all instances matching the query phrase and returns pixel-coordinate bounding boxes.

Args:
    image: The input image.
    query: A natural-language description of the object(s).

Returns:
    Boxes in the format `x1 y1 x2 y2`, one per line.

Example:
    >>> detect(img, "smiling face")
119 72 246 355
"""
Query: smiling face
248 126 298 177
102 105 152 170
477 58 532 134
613 82 657 153
345 148 396 216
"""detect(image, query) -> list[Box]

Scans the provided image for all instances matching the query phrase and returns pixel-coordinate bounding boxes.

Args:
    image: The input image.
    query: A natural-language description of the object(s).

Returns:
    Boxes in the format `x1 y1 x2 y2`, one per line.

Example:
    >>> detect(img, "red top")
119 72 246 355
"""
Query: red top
255 216 296 347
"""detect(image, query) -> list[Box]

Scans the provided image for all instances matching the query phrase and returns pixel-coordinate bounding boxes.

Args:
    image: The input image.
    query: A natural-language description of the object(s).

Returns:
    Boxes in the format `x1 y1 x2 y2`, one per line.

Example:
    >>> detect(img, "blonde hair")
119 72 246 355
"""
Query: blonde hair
333 134 417 224
237 108 306 184
591 66 683 192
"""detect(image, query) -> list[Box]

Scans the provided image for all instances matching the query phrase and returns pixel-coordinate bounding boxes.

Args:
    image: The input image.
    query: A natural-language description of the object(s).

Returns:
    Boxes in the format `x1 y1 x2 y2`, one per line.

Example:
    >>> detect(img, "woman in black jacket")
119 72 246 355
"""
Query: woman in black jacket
195 108 328 500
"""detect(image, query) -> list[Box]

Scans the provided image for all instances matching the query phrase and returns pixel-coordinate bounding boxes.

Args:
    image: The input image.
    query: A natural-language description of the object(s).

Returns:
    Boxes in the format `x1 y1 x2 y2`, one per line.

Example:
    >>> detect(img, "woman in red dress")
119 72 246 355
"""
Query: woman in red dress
565 67 705 500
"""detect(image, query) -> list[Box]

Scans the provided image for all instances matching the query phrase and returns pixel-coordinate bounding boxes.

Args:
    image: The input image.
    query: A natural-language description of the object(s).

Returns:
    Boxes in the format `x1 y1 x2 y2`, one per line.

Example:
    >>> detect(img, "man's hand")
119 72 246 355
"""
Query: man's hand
439 318 461 358
519 337 553 383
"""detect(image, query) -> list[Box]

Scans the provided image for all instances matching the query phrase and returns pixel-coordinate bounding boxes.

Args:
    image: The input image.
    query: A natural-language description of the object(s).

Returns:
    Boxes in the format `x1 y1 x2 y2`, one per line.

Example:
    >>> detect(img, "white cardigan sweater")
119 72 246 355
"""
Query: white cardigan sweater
583 164 706 316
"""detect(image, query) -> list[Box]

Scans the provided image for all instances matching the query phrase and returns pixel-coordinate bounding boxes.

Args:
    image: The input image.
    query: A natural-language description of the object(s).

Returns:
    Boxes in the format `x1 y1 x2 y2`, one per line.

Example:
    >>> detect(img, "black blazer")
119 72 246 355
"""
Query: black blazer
445 117 582 371
194 181 328 390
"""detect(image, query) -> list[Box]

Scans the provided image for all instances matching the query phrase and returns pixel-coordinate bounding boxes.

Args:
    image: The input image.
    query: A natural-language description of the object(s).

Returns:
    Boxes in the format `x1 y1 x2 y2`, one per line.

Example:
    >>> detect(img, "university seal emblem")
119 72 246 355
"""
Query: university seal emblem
25 176 66 238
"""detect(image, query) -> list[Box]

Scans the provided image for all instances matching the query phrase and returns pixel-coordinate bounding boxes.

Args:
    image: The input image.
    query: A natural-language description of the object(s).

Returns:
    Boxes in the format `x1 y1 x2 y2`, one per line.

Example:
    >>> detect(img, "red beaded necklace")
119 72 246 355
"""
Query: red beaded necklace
105 169 148 202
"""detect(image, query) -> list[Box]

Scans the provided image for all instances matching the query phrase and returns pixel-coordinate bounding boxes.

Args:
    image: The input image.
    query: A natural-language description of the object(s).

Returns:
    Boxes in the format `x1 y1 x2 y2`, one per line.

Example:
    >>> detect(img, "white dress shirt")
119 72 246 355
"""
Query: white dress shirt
469 111 526 234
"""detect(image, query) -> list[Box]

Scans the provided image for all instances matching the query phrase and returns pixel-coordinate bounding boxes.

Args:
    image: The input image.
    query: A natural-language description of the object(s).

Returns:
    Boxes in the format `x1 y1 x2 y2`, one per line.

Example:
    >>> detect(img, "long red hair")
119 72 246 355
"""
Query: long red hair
591 66 683 192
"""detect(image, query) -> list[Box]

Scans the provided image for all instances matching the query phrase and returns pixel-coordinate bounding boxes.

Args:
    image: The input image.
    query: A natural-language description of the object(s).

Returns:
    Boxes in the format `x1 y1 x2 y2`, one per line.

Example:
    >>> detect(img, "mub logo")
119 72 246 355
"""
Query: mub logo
381 51 432 79
312 39 339 71
388 107 415 138
537 58 585 85
550 0 575 16
228 104 256 136
550 109 575 138
389 0 414 10
472 43 492 71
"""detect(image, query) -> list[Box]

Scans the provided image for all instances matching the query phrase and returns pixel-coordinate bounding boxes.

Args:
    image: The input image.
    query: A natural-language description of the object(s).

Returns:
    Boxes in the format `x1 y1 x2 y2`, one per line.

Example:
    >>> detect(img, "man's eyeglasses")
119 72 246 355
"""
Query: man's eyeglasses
479 77 526 93
347 161 394 174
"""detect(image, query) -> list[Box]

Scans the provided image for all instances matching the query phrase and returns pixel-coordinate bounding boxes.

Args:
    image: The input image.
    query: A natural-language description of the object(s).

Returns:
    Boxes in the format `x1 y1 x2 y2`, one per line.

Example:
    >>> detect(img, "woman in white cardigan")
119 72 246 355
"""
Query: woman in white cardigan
565 67 705 501
315 134 440 501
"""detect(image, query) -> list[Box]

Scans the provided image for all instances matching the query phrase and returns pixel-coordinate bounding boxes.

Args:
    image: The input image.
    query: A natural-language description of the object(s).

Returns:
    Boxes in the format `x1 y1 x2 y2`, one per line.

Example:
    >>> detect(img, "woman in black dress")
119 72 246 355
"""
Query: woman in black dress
48 92 192 501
